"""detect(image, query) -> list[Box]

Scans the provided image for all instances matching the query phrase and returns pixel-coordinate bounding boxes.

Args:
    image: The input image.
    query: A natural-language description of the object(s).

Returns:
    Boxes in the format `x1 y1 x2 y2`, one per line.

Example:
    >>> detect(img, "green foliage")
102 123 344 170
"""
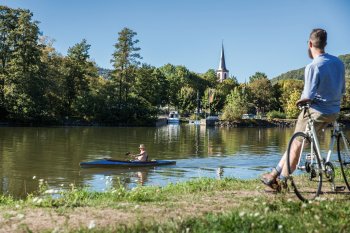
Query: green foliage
110 27 144 123
158 64 210 114
248 71 268 83
178 86 197 115
221 86 249 121
248 73 276 114
0 195 14 205
133 65 169 107
124 93 158 125
0 6 46 121
111 27 142 70
275 79 304 118
64 39 98 119
1 6 349 125
201 69 217 86
340 54 350 108
271 67 304 84
159 64 191 109
201 79 238 115
285 89 301 118
266 110 286 119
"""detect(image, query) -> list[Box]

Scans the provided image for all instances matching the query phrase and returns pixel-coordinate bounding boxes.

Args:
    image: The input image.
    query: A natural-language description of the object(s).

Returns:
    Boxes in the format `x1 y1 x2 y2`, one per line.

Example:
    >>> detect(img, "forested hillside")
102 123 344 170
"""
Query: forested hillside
272 54 350 83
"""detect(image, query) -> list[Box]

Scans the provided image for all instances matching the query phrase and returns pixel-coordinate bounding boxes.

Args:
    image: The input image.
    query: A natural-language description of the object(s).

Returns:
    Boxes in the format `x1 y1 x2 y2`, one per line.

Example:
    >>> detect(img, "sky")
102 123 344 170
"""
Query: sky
2 0 350 83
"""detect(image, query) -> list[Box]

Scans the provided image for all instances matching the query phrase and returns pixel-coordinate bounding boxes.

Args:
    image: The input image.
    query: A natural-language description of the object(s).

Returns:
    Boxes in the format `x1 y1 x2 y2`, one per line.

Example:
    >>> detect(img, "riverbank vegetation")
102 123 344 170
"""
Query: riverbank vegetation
0 178 350 232
1 6 350 126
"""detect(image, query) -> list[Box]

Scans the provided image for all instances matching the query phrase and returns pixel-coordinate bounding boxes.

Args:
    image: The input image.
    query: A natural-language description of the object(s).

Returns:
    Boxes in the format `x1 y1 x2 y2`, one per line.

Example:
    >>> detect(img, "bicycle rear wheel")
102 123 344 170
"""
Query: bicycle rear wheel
287 132 322 202
337 133 350 191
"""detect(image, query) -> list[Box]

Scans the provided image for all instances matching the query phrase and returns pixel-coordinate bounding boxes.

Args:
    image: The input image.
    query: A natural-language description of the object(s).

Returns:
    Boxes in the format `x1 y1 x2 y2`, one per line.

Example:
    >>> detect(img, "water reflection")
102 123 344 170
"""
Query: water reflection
0 125 346 198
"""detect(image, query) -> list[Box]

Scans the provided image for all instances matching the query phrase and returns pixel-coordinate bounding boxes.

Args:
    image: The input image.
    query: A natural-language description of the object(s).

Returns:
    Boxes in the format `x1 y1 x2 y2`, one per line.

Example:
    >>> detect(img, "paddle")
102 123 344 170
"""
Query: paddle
102 152 135 161
125 152 137 160
100 152 132 160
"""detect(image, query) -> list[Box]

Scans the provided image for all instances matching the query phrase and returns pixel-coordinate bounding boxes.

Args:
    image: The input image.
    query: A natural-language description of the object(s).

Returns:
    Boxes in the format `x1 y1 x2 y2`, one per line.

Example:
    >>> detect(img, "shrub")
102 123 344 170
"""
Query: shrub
221 87 248 121
266 110 286 119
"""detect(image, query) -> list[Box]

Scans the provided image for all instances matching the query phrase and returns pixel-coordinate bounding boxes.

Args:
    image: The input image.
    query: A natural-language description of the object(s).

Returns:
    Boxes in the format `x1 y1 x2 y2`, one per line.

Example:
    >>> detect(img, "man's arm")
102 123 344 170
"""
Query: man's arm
301 64 319 101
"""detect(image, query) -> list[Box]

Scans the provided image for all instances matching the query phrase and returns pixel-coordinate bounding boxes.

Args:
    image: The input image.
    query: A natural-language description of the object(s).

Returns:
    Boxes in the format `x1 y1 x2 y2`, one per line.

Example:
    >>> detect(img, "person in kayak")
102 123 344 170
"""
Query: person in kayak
131 144 148 162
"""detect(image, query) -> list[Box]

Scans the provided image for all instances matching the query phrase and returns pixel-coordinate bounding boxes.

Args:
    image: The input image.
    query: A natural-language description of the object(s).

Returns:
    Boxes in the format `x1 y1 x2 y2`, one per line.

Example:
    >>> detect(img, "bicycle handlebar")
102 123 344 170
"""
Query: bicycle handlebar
296 99 312 110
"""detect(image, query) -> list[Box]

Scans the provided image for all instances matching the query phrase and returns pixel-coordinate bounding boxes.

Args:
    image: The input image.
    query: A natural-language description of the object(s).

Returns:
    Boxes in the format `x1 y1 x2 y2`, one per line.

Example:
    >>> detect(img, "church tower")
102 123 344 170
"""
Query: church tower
216 43 229 83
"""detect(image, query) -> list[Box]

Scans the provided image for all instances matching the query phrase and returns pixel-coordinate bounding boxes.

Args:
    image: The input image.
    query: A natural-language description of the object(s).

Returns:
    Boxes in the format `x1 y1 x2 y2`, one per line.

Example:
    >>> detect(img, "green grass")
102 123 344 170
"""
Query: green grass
0 178 256 208
71 196 350 233
1 177 350 232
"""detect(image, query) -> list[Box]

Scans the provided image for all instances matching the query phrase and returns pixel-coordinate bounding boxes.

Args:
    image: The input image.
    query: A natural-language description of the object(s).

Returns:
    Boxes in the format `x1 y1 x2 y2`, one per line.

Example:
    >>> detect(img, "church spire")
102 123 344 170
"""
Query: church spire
218 43 228 72
216 42 229 82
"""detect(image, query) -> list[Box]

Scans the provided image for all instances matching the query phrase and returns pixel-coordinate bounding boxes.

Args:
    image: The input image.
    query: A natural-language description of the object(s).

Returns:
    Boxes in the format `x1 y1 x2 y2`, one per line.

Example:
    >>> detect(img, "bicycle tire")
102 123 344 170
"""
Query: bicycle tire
287 132 322 202
337 133 350 191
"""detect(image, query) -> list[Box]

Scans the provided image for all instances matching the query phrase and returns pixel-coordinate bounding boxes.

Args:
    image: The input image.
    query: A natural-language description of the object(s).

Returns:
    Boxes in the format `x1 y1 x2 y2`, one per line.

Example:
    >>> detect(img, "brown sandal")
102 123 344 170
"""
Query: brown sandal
261 173 279 190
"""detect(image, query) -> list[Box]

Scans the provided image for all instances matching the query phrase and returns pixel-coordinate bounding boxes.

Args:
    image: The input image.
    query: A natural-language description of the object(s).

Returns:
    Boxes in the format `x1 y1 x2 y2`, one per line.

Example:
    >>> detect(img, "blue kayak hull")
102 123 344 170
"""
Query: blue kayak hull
80 159 176 168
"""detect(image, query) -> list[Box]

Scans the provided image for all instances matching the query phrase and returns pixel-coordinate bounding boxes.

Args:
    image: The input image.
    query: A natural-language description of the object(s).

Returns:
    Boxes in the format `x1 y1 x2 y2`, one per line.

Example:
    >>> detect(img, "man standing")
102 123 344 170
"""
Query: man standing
261 28 345 190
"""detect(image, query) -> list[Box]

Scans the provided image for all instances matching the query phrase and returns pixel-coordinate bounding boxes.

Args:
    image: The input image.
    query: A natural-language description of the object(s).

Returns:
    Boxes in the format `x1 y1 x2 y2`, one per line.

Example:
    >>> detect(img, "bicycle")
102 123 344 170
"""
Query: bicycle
286 103 350 202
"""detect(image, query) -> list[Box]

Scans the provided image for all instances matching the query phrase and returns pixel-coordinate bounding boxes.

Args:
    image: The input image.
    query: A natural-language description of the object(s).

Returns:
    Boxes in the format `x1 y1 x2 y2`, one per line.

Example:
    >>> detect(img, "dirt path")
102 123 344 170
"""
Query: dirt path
1 187 348 232
0 190 266 232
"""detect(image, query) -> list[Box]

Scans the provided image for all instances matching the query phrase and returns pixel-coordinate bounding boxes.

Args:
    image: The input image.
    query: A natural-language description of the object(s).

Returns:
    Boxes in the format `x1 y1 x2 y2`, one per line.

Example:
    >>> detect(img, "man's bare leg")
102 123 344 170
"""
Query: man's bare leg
261 140 302 188
280 140 302 178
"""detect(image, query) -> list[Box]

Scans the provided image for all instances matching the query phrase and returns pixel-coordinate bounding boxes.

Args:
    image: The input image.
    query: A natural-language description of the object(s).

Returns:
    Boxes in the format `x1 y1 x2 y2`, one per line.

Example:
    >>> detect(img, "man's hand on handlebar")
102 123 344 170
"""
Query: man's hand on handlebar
296 98 311 108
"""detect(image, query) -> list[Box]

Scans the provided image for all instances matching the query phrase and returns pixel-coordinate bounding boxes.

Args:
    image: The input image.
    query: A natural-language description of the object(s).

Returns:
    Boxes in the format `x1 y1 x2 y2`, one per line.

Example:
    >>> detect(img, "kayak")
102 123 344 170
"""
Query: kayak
80 159 176 168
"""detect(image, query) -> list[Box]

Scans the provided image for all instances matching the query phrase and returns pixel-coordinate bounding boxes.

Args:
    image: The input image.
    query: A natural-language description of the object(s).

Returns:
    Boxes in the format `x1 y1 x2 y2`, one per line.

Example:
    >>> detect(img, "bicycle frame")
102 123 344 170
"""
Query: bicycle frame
289 105 350 200
297 110 339 172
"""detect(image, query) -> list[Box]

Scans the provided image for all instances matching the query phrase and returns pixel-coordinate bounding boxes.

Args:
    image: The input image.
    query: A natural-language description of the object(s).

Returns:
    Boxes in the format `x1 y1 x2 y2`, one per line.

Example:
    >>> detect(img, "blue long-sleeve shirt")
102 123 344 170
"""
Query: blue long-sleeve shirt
301 53 345 114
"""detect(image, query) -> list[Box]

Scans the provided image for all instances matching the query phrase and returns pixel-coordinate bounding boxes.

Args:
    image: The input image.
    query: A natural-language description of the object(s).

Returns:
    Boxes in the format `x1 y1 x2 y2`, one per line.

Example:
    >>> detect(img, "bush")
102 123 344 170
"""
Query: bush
266 110 286 119
221 88 248 121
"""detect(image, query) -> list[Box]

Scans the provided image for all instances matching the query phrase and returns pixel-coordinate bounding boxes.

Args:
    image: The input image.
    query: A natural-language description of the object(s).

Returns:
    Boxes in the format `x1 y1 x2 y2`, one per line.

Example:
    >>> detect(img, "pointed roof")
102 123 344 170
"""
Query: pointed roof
218 43 228 72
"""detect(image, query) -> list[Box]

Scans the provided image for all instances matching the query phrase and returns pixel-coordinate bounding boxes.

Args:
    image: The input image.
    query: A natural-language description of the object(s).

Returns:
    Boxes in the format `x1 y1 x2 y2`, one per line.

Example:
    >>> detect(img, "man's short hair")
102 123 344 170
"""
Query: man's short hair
309 28 327 50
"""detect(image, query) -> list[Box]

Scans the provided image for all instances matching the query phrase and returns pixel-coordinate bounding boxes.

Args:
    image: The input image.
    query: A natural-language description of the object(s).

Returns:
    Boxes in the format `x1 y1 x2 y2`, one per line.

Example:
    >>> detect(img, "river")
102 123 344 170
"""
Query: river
0 124 340 198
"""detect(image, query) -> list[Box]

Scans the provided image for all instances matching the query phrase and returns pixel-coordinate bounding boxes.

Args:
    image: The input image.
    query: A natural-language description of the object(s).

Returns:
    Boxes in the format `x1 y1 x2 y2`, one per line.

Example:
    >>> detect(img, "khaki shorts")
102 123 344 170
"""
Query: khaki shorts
294 108 338 134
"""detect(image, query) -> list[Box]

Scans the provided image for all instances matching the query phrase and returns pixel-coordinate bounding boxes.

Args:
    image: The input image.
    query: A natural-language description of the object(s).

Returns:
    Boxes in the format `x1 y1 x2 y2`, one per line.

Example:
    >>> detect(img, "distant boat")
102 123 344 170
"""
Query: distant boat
188 120 200 125
167 111 180 124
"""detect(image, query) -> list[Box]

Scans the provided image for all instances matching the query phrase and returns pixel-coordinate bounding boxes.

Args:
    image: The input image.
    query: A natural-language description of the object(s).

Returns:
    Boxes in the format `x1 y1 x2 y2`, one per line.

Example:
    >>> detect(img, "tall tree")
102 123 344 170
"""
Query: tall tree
178 85 197 115
248 72 275 115
63 39 95 118
2 7 46 120
133 64 169 107
111 27 142 118
38 36 66 121
0 6 18 118
159 64 181 108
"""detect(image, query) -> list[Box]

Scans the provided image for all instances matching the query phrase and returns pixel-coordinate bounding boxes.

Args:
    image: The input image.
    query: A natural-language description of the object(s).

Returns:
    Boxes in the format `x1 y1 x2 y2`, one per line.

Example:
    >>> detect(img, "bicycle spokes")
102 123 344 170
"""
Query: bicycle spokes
287 132 322 202
337 134 350 191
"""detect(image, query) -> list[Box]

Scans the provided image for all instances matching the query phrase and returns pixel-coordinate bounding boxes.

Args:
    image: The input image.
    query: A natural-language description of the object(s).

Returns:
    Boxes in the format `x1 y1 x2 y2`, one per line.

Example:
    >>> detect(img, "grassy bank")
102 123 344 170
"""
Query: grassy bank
0 178 350 232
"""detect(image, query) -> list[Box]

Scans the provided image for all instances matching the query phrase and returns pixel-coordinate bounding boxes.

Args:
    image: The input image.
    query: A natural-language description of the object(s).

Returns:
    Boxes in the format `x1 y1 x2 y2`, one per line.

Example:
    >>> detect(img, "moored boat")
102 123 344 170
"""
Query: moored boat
80 159 176 168
167 111 180 124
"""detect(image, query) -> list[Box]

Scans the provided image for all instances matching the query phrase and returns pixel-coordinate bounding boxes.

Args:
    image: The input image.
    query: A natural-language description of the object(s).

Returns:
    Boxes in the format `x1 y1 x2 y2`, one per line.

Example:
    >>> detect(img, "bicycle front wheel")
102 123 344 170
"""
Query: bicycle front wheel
287 132 322 202
337 133 350 191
